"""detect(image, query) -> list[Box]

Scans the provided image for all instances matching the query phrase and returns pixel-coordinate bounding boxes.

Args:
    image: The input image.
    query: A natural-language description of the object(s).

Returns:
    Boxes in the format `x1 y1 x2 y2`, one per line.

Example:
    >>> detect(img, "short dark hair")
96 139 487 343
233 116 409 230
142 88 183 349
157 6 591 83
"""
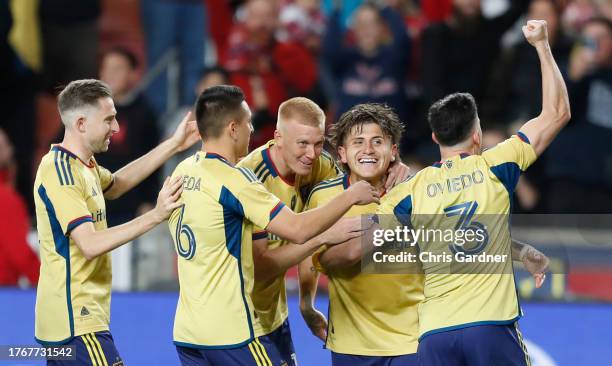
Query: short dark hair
57 79 113 124
428 93 478 146
195 85 246 138
103 47 139 69
329 103 404 149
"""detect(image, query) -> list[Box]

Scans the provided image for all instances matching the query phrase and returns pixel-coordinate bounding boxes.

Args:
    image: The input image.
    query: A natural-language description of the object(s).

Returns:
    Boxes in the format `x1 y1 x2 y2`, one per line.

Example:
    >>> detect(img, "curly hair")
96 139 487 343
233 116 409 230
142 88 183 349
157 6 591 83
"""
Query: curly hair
328 103 404 150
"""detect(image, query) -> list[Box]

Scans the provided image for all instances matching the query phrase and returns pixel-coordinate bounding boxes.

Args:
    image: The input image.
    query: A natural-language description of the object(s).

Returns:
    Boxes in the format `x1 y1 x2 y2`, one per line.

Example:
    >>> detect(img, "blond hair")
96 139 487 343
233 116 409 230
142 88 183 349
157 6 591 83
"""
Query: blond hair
277 97 325 130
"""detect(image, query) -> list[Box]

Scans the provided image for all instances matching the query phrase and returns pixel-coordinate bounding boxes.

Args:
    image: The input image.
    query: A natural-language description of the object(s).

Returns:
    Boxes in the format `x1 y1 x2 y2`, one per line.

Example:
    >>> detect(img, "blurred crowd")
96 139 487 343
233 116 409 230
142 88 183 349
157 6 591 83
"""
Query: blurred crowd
1 0 612 284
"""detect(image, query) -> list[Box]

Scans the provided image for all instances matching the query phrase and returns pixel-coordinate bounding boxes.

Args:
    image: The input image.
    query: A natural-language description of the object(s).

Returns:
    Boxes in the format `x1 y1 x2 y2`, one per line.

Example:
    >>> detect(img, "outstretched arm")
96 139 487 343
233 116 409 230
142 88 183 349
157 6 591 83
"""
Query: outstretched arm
254 217 364 282
518 20 571 156
105 113 200 199
71 176 184 260
266 181 379 244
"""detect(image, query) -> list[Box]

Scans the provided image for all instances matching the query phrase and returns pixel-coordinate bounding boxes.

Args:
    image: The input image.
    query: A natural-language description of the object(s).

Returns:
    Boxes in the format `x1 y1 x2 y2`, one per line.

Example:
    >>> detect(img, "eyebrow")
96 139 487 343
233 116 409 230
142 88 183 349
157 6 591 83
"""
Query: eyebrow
350 135 384 140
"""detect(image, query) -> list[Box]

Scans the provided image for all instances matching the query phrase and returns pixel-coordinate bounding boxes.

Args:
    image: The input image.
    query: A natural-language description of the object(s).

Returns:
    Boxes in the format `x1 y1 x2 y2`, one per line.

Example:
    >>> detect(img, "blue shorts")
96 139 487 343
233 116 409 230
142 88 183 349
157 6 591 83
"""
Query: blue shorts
177 337 282 366
417 322 531 366
48 331 123 366
258 319 297 366
332 352 417 366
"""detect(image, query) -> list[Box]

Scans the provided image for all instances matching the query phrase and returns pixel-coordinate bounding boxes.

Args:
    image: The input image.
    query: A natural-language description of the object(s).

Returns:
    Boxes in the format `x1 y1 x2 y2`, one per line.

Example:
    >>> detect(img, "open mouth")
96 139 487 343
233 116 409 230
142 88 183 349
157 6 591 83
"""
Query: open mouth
358 157 378 165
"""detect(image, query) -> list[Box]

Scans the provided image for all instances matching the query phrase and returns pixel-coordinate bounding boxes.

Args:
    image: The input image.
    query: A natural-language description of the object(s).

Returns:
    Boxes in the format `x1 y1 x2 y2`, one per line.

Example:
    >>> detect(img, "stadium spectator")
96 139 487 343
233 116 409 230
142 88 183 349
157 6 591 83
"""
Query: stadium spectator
1 1 36 211
196 65 274 149
421 0 453 22
222 0 319 147
97 47 160 225
323 1 411 126
140 0 207 115
546 16 612 213
421 0 530 109
562 0 596 34
39 0 100 90
277 0 326 54
0 128 39 287
195 66 230 96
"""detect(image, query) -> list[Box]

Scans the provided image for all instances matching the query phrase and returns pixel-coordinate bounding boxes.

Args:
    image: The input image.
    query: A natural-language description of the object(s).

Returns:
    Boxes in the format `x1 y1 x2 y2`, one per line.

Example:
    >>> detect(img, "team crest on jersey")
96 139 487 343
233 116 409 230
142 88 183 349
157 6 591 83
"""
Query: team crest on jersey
445 160 453 169
92 187 97 197
80 306 90 316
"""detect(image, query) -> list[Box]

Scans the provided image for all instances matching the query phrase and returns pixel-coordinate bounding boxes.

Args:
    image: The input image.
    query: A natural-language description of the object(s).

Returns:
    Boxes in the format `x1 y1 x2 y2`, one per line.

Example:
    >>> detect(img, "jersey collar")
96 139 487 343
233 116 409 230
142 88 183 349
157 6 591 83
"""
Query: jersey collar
204 152 233 166
51 145 95 168
432 152 471 168
262 147 295 186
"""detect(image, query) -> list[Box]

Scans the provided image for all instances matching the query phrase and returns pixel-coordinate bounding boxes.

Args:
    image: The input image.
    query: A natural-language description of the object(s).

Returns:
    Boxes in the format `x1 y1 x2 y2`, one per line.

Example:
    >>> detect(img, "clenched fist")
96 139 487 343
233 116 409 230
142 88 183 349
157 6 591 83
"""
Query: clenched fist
522 20 549 46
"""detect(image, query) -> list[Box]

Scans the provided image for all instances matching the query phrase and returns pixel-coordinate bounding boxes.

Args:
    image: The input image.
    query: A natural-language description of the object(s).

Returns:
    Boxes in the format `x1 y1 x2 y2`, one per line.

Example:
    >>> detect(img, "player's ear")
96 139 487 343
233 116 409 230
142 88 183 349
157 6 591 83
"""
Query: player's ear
338 145 348 164
273 128 282 146
391 143 398 159
228 120 238 140
472 130 481 147
431 132 440 146
75 115 87 133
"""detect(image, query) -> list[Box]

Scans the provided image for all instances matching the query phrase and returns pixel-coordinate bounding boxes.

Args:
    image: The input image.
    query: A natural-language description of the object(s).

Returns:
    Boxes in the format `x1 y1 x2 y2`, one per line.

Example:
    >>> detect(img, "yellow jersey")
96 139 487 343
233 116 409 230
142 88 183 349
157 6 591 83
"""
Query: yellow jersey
34 145 114 344
377 134 537 340
237 140 338 336
169 151 284 348
309 174 423 356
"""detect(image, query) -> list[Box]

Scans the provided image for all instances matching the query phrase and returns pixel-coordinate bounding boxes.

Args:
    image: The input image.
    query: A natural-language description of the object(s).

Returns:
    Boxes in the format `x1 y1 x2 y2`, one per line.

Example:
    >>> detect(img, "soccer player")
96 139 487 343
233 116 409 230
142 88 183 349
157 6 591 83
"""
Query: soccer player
304 103 423 365
169 85 379 365
299 105 550 366
376 20 570 365
33 79 201 364
236 97 410 365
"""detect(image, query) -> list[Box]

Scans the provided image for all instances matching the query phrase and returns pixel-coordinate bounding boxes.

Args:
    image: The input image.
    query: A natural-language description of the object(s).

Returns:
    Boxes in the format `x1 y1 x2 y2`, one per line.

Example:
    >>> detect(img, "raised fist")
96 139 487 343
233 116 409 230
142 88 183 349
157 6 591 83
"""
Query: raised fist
522 20 548 46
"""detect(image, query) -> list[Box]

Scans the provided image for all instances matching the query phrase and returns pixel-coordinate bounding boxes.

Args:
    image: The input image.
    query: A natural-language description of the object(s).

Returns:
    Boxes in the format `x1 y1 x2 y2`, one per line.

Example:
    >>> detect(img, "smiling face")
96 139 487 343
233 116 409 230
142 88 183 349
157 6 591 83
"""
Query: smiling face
82 97 119 153
275 118 325 176
338 122 397 182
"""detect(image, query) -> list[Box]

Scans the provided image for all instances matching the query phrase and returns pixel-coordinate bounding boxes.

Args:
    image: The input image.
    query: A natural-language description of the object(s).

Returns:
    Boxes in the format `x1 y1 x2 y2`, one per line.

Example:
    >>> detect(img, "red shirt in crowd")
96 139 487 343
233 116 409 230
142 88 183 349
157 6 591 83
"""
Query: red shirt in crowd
0 181 39 286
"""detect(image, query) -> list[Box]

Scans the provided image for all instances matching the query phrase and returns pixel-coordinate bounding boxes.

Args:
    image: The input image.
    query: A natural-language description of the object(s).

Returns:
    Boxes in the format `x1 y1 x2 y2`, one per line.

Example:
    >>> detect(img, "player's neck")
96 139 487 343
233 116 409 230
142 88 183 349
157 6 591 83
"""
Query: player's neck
439 145 476 161
269 144 296 180
349 172 385 195
201 141 238 165
60 133 94 163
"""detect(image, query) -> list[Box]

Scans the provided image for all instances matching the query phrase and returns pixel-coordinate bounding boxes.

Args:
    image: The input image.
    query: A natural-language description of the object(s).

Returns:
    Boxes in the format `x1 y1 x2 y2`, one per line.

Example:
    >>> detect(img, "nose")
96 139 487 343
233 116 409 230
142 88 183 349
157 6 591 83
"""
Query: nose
305 144 315 160
112 119 120 133
364 140 374 154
